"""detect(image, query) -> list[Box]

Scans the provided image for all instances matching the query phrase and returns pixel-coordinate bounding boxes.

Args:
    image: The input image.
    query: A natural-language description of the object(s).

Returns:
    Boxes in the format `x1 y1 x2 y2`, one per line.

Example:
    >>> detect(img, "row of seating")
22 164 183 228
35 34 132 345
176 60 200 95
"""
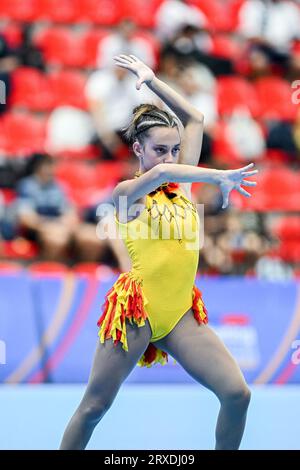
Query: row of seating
0 0 244 31
8 66 298 120
2 23 245 67
10 68 88 111
232 165 300 211
33 27 160 68
0 160 299 211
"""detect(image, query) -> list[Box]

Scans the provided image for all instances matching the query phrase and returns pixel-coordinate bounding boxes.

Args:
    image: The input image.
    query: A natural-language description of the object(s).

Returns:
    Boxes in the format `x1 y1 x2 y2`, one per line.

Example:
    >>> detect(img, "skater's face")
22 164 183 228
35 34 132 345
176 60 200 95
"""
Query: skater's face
133 126 181 171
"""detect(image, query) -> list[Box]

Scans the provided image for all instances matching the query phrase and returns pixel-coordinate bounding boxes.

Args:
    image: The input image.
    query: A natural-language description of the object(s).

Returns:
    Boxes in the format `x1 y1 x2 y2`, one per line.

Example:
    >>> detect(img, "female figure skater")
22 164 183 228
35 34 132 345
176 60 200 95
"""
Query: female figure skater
60 54 258 450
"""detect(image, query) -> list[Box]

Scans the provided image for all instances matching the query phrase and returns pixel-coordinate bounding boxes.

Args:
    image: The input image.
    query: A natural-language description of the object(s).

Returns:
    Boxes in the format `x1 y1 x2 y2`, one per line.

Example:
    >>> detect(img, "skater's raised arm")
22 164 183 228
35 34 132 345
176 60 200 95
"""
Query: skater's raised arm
113 54 203 126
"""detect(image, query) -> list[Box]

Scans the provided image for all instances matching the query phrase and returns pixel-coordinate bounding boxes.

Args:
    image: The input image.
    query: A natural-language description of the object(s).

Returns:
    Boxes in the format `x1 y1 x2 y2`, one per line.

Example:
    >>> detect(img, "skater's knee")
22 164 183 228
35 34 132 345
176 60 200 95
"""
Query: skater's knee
80 397 113 424
221 384 251 410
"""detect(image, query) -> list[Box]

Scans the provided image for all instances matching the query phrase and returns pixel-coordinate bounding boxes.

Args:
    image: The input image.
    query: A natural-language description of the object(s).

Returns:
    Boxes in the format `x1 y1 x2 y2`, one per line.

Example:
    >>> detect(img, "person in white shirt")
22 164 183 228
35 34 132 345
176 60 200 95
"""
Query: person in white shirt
155 0 207 42
96 18 156 70
238 0 300 53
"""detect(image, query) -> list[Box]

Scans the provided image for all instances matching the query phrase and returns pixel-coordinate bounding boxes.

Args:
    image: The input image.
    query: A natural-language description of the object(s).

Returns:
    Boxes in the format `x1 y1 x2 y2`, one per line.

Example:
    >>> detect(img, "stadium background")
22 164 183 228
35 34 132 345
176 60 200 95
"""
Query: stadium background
0 0 300 449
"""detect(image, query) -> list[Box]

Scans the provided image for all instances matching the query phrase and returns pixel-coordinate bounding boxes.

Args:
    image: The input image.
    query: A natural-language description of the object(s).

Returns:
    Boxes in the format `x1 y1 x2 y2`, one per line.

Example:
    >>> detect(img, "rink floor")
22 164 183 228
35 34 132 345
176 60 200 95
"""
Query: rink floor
1 384 300 450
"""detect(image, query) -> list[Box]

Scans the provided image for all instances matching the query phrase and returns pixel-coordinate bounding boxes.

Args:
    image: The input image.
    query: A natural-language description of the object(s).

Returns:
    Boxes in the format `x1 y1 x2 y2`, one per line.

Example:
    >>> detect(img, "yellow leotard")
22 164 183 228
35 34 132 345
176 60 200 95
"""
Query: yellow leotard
97 178 208 367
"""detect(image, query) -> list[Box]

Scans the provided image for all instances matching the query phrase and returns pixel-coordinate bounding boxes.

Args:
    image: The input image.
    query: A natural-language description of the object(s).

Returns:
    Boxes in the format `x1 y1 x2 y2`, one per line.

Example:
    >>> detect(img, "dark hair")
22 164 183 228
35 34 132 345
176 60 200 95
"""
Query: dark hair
123 103 178 145
24 153 54 176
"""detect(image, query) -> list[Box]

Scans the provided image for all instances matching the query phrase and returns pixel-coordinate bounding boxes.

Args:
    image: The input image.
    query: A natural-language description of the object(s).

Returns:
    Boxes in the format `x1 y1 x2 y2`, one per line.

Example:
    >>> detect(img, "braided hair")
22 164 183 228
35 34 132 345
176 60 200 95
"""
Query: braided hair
123 104 178 145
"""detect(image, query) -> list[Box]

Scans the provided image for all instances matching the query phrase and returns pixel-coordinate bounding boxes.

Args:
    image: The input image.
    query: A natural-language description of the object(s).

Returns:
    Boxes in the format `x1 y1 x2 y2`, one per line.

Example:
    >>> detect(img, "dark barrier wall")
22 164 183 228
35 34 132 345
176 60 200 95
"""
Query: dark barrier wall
1 268 300 384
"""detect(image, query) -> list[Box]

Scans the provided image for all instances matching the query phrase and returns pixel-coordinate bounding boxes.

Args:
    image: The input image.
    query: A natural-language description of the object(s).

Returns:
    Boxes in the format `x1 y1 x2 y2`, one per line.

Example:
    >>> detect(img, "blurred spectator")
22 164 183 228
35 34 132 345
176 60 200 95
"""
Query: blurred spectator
225 110 266 160
200 212 269 275
162 25 234 76
247 44 273 80
177 63 217 127
238 0 300 72
96 18 156 70
266 120 298 159
157 50 181 85
176 63 218 162
286 40 300 82
17 24 45 71
0 33 19 114
255 255 294 279
12 153 107 263
155 0 207 43
13 153 78 261
85 64 160 160
293 109 300 155
45 106 95 155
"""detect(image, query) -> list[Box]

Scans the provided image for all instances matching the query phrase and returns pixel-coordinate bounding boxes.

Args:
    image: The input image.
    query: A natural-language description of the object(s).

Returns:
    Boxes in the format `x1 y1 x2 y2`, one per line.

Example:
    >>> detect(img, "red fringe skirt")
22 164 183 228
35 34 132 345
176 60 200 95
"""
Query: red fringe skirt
97 272 208 368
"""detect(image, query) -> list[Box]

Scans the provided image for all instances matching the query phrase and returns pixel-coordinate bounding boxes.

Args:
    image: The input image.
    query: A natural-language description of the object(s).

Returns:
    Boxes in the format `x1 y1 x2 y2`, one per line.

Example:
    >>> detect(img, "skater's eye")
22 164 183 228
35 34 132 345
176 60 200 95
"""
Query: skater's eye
154 147 180 156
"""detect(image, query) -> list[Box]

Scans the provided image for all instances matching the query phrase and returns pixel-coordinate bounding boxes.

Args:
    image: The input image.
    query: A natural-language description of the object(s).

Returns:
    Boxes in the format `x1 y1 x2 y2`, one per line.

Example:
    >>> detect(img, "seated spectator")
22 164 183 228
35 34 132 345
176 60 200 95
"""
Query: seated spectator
246 44 273 81
17 24 45 71
97 18 156 70
155 0 207 43
162 25 234 76
14 153 78 261
176 62 218 162
225 109 265 161
266 120 298 159
238 0 300 69
285 40 300 83
0 33 19 115
13 153 106 263
293 109 300 156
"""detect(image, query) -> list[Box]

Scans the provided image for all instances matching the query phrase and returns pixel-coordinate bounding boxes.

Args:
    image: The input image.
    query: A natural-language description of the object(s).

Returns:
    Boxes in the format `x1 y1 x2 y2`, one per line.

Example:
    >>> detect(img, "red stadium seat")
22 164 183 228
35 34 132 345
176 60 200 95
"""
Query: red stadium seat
186 0 233 32
28 262 69 275
38 0 80 23
212 120 249 166
10 67 55 112
73 263 102 276
80 29 111 68
94 162 125 185
0 0 40 22
0 22 23 48
77 0 122 25
211 34 243 60
33 27 85 67
232 166 300 211
55 161 109 207
216 76 260 117
277 241 300 263
0 188 17 205
254 77 298 121
273 217 300 241
48 70 87 109
0 261 24 273
3 239 38 259
228 0 246 31
123 0 164 28
0 112 47 156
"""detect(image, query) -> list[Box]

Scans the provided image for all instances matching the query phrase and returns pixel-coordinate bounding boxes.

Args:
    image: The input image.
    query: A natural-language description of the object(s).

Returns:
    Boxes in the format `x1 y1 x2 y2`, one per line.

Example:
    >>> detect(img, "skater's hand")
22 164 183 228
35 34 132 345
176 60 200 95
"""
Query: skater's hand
218 163 258 209
113 54 155 90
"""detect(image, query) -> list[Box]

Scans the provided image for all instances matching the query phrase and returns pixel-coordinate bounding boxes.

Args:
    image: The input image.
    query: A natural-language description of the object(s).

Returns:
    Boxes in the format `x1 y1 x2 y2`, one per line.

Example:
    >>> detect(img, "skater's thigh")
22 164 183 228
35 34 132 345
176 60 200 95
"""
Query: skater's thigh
84 319 152 403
